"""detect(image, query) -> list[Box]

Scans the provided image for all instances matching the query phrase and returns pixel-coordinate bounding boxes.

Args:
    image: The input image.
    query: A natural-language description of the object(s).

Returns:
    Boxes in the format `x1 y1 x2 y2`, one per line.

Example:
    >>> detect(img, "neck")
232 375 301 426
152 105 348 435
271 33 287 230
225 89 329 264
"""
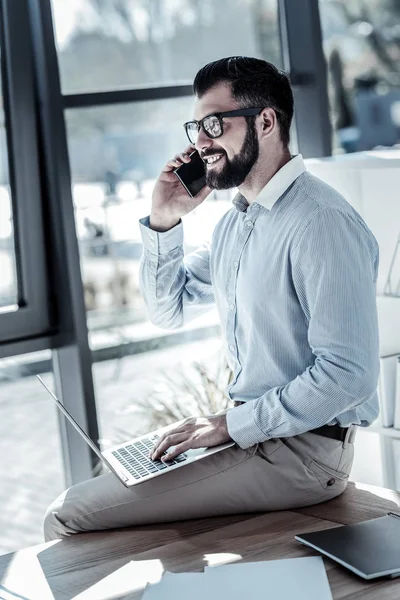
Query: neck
238 148 292 203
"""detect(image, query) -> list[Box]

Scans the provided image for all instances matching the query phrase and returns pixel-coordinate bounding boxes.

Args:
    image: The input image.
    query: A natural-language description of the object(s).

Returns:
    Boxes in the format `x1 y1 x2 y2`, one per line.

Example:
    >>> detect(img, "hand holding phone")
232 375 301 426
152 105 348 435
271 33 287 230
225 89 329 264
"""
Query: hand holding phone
151 146 211 232
173 150 207 198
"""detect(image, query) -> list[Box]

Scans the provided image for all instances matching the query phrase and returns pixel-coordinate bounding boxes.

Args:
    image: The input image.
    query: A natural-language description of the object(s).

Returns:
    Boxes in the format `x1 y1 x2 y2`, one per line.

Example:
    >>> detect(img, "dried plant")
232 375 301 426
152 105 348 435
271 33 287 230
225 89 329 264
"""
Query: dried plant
134 349 234 430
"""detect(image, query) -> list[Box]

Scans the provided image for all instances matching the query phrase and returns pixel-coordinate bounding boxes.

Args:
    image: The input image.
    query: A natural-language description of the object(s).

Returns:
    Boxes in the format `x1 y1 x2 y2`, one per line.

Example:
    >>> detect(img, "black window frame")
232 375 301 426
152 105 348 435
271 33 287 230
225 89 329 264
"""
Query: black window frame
0 0 51 346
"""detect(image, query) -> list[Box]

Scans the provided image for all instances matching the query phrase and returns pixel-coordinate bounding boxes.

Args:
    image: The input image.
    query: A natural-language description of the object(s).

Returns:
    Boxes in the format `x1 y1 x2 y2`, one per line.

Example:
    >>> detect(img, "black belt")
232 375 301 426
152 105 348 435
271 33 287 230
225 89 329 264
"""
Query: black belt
310 424 349 442
233 402 348 442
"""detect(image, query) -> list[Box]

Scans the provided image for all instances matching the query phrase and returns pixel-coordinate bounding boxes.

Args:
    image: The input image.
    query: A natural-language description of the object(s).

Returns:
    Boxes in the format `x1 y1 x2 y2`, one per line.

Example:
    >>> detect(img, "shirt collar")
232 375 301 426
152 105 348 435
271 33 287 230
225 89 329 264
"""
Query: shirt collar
233 154 306 212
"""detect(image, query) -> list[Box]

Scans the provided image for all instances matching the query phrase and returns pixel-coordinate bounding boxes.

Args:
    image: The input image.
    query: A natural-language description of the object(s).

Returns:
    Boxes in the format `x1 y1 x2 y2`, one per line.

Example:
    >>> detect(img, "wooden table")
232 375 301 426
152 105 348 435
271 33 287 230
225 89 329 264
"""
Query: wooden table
1 481 400 599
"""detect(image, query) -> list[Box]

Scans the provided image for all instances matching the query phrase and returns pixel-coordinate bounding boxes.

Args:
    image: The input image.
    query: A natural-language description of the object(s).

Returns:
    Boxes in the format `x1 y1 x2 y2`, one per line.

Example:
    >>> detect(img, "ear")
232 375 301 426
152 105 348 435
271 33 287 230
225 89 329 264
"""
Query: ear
259 107 276 139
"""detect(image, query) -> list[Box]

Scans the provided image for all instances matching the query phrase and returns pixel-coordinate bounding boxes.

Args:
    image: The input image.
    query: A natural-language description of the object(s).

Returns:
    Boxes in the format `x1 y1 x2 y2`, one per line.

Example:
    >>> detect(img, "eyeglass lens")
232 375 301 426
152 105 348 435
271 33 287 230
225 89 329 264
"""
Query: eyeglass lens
203 115 222 138
186 122 198 144
186 115 222 144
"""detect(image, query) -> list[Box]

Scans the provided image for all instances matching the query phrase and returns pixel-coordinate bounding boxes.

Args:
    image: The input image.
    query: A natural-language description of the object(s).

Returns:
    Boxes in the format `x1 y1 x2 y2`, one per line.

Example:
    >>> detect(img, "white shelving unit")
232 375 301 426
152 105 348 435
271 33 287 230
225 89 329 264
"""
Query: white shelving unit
365 426 400 490
305 151 400 491
368 426 400 439
305 150 400 298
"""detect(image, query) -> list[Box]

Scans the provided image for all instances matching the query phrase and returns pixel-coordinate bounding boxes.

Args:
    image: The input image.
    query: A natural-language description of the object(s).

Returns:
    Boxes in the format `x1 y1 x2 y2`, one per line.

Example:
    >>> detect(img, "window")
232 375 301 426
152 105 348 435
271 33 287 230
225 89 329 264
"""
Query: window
51 0 281 93
65 99 235 435
66 97 234 332
319 0 400 154
0 71 17 310
0 6 51 344
55 0 282 441
0 356 64 554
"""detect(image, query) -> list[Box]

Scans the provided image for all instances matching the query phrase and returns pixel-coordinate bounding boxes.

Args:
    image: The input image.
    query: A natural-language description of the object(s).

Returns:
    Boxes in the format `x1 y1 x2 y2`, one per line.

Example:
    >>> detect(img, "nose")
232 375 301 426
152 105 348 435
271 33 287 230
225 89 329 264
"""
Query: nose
195 128 213 154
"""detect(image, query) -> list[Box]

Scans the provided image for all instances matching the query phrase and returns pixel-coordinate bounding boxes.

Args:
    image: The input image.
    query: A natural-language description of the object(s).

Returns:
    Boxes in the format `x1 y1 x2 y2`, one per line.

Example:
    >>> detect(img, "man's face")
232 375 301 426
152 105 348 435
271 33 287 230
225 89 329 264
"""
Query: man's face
193 83 260 190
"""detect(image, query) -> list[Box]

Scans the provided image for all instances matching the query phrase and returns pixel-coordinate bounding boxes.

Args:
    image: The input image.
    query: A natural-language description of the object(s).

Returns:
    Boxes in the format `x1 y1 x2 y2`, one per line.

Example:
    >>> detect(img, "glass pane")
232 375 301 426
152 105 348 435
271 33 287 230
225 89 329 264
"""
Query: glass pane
0 54 18 310
51 0 280 94
66 97 234 333
319 0 400 155
65 96 245 445
0 353 65 554
93 338 229 447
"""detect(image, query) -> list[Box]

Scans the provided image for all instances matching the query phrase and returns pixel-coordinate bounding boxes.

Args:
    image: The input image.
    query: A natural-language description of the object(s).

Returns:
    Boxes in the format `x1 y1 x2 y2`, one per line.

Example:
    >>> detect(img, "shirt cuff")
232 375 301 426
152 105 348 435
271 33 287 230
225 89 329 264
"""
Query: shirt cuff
226 401 270 449
139 216 183 255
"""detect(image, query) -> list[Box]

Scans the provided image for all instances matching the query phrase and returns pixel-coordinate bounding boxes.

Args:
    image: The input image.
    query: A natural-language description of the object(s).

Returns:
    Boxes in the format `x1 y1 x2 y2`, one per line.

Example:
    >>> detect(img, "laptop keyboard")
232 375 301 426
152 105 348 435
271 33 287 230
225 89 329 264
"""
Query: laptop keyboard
112 434 188 480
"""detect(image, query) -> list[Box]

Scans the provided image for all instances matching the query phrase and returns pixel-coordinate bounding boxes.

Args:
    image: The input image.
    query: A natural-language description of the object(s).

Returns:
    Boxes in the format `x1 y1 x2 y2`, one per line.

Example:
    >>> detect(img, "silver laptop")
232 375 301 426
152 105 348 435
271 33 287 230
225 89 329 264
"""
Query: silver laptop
37 375 235 487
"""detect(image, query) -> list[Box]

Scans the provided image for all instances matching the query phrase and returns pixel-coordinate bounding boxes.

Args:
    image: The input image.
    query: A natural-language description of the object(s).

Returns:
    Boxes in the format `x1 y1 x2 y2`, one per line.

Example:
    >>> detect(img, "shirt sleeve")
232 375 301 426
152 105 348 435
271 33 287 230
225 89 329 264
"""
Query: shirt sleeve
138 216 215 329
226 207 380 449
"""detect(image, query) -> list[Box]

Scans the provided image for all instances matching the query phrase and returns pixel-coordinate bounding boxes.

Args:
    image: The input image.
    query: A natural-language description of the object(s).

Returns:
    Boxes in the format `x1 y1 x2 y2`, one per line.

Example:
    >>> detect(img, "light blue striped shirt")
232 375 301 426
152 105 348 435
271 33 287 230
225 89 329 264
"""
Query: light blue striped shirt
139 155 380 449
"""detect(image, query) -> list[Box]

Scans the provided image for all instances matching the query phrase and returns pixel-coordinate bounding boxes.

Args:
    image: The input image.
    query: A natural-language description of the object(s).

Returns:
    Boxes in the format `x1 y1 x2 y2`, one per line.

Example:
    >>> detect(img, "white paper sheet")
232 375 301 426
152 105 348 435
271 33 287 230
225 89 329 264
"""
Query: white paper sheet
142 572 205 600
204 556 332 600
140 557 332 600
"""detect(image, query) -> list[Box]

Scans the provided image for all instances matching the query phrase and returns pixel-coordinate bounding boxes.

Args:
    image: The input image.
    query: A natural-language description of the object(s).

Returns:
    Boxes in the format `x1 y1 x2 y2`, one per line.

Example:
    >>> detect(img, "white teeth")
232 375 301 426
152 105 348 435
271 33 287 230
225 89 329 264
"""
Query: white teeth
206 155 223 164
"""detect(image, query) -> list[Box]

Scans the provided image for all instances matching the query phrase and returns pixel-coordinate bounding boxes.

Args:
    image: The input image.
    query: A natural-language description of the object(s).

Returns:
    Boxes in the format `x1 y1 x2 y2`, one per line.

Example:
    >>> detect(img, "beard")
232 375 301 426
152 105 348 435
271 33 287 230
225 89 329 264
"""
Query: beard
205 119 259 190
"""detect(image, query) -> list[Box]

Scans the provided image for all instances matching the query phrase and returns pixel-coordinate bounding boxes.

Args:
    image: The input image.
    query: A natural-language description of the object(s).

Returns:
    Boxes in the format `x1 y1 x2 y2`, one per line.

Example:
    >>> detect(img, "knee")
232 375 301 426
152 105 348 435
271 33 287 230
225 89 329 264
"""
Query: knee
43 491 76 542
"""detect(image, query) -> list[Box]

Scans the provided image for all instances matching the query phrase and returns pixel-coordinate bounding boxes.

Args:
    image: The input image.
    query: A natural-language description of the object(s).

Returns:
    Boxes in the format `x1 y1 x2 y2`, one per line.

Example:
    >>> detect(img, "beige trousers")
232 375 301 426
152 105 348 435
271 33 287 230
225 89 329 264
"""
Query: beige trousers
44 426 356 542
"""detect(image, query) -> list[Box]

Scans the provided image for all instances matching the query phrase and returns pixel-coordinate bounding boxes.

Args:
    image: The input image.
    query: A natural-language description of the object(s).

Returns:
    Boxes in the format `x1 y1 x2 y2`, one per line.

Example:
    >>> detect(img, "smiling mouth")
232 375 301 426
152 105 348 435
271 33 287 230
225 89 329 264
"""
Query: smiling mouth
204 154 224 166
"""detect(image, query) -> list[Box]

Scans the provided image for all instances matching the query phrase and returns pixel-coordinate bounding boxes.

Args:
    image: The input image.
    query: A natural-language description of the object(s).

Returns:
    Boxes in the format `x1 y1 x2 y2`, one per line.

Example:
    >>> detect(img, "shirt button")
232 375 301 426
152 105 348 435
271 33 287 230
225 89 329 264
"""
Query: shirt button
229 304 235 311
229 345 235 352
245 220 253 228
233 261 239 268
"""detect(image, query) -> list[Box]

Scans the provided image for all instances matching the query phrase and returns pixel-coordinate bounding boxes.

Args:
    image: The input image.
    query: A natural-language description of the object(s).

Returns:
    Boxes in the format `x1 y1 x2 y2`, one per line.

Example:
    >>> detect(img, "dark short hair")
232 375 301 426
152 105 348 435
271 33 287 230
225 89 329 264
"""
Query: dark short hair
193 56 294 147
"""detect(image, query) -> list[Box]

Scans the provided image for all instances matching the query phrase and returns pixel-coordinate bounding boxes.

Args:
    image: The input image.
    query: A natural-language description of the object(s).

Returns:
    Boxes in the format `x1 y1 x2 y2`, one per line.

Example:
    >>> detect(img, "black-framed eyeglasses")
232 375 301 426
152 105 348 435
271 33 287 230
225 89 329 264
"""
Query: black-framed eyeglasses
184 107 264 145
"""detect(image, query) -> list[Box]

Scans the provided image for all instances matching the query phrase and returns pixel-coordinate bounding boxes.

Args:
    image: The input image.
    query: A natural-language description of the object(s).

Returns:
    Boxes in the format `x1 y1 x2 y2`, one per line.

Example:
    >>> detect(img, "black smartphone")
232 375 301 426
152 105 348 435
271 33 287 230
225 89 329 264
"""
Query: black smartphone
174 150 206 197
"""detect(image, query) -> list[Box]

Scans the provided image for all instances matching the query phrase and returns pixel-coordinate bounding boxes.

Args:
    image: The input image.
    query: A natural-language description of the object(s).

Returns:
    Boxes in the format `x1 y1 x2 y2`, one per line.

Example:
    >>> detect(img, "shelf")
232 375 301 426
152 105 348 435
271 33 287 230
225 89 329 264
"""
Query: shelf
364 425 400 439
